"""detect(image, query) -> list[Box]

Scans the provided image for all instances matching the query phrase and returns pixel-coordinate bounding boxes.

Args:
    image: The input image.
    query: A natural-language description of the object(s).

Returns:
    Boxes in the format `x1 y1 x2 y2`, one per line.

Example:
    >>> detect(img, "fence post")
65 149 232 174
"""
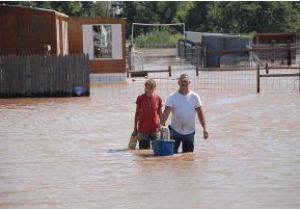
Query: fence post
203 46 207 68
183 40 186 59
196 65 199 76
168 65 172 77
257 64 260 93
197 46 201 68
192 47 194 65
287 43 291 66
265 63 269 74
271 41 275 63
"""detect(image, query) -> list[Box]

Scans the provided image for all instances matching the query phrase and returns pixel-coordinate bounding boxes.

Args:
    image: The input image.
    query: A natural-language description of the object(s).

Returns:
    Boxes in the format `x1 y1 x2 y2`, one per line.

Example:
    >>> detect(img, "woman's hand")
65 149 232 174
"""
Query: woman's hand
132 128 138 136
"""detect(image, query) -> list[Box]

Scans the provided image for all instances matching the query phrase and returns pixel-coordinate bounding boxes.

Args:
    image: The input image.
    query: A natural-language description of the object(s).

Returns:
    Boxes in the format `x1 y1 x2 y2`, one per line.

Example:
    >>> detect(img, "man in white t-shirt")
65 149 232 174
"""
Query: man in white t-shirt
161 74 209 153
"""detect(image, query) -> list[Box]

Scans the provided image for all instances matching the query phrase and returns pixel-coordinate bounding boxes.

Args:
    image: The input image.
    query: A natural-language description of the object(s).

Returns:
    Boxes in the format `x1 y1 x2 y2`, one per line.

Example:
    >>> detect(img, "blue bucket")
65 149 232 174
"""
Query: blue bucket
152 139 175 156
74 86 86 96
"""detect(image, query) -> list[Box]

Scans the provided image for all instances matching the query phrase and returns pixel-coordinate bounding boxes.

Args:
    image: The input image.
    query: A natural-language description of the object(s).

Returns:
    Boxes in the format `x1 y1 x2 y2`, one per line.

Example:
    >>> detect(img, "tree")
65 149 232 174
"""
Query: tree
122 1 190 38
2 1 300 36
185 2 210 32
204 2 300 34
1 1 108 17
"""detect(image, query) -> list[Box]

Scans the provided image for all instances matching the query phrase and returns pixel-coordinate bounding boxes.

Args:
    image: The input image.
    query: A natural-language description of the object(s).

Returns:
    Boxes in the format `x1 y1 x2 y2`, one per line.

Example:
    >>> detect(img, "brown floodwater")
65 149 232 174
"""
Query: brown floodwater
0 74 300 208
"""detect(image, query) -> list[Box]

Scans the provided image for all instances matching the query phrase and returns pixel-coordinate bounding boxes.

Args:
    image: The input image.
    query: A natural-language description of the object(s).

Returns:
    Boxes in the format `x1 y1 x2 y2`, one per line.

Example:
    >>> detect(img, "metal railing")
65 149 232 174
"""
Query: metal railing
128 48 144 72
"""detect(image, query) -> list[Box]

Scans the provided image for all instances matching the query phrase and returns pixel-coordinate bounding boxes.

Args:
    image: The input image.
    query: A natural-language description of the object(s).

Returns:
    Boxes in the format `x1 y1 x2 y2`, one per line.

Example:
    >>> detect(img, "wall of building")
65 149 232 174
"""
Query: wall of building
0 5 126 75
254 33 297 45
68 17 126 73
55 14 69 56
0 6 58 55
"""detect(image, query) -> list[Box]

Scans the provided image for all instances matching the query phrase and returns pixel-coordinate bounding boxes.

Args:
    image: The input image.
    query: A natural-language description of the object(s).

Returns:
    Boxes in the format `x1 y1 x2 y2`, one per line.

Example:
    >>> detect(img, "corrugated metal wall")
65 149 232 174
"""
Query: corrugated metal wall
186 31 252 67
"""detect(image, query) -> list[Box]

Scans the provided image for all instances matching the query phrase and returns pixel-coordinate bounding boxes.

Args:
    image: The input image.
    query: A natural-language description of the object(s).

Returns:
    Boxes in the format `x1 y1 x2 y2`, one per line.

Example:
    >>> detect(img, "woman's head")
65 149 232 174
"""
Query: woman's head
144 79 156 96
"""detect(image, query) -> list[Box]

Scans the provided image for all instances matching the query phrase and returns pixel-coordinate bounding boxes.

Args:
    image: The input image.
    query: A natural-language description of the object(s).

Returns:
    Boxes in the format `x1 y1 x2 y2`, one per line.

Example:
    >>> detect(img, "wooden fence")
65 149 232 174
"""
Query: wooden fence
0 54 90 97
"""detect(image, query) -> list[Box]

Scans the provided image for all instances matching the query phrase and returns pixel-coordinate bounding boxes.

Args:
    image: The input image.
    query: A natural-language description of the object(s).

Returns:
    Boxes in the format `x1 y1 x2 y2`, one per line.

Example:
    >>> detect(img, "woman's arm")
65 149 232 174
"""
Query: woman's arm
133 105 139 136
158 107 162 119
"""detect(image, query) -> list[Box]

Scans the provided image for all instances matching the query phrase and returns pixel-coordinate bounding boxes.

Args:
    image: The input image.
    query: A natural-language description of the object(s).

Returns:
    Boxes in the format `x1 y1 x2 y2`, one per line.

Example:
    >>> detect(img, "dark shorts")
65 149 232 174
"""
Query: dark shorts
169 125 195 153
137 131 160 149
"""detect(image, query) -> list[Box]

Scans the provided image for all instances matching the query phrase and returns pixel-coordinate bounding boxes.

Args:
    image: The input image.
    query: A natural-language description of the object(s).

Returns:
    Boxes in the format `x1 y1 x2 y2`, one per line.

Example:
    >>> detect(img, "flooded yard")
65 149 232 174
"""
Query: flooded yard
0 75 300 208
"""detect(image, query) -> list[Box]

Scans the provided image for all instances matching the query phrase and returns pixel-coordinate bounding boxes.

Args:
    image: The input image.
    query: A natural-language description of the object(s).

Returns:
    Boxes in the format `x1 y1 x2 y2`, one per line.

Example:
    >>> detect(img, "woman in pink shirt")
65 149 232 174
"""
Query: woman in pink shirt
132 79 162 149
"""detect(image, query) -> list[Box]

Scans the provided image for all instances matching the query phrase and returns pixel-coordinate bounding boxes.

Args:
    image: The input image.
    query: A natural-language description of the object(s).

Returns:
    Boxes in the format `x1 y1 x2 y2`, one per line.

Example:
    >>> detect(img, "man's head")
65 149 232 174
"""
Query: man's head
178 74 190 92
144 79 156 96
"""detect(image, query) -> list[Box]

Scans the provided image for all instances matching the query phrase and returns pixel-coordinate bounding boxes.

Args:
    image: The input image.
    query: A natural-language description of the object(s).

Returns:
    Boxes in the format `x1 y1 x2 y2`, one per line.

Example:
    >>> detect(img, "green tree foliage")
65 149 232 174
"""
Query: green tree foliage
185 2 210 32
2 1 300 37
2 1 108 17
123 1 300 38
204 2 300 34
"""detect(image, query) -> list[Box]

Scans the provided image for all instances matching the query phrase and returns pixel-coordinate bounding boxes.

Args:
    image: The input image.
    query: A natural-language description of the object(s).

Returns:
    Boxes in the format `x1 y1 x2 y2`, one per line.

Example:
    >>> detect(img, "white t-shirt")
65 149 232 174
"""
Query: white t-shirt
165 90 202 135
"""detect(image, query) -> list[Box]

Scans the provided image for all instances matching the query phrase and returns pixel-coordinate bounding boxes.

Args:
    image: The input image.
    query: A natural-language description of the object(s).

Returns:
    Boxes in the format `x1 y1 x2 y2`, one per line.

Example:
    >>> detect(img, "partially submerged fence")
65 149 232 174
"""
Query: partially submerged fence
0 54 90 97
182 64 300 95
98 37 299 102
256 63 300 93
193 66 257 95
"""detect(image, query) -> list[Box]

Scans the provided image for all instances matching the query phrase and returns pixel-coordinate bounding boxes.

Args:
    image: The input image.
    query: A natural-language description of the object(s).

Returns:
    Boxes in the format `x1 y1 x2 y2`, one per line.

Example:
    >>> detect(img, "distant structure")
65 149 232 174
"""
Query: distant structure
0 5 126 76
0 5 68 55
253 32 297 45
252 33 297 65
185 31 252 67
180 31 298 67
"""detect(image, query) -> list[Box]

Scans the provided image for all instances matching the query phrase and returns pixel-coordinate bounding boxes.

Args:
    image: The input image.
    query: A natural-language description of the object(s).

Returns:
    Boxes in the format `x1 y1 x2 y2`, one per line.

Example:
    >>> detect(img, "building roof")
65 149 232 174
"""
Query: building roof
0 4 68 18
255 32 296 37
186 31 252 39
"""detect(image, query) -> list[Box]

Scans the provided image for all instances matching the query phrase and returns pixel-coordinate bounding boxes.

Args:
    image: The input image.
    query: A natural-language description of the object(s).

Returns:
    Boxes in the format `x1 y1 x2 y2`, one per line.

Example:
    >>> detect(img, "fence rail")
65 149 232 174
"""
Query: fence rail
128 65 172 78
256 63 300 93
0 54 90 98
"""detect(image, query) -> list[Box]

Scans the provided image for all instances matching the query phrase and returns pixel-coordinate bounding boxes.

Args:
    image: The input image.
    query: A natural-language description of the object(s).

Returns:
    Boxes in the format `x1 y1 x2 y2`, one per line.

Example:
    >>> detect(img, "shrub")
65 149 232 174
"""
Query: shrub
134 30 183 48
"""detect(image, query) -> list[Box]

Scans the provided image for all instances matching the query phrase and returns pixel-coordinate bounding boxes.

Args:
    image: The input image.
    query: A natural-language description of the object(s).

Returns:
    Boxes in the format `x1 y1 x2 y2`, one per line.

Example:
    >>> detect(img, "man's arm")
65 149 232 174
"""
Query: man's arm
196 106 209 139
160 106 172 126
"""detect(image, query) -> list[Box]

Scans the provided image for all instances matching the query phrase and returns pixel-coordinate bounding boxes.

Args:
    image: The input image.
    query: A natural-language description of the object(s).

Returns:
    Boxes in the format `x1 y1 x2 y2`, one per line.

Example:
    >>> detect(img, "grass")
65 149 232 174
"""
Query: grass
134 30 183 48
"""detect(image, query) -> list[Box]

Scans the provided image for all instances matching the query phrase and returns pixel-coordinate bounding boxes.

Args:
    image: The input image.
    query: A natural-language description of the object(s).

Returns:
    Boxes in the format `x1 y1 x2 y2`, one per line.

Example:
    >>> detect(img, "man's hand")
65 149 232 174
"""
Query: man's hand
196 107 208 140
203 129 209 139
